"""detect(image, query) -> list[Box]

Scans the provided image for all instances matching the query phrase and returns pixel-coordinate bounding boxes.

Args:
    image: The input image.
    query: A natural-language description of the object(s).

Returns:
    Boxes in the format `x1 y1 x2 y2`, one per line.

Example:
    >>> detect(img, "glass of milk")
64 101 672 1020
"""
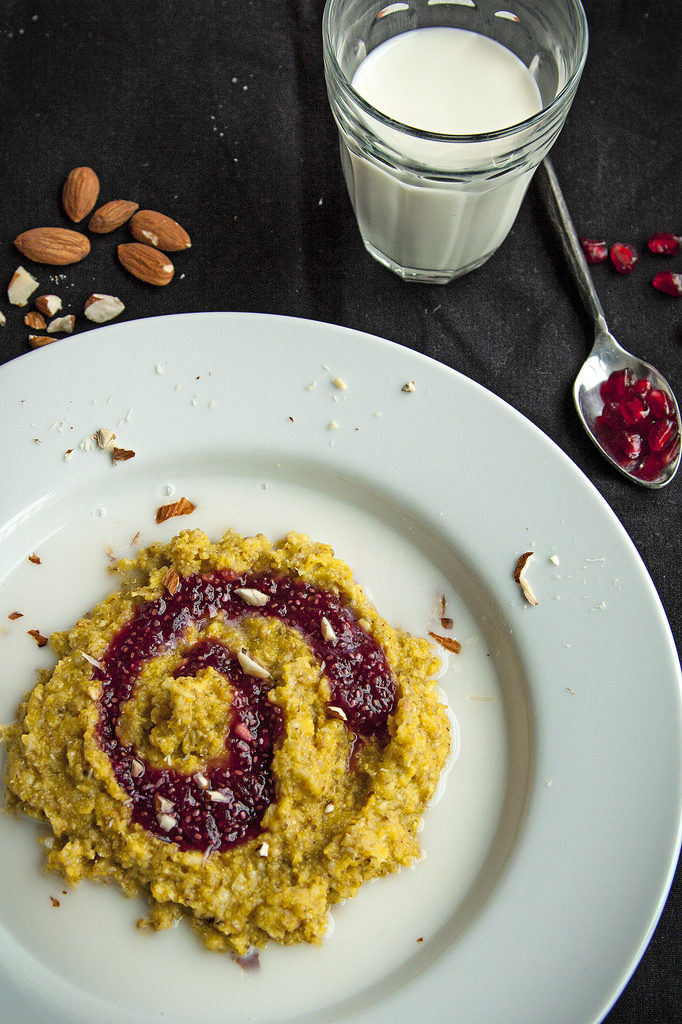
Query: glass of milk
323 0 588 283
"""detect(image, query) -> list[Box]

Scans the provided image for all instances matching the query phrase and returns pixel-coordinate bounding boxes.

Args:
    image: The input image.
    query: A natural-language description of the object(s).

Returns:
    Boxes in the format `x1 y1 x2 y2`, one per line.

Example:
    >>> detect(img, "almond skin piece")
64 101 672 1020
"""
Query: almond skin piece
117 243 174 286
28 334 59 348
62 166 100 223
89 200 139 234
129 210 191 251
14 228 90 266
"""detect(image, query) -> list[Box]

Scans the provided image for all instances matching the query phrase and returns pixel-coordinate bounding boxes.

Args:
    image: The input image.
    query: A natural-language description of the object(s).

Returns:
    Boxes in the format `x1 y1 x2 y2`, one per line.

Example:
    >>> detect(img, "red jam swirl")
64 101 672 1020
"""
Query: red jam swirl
94 570 396 852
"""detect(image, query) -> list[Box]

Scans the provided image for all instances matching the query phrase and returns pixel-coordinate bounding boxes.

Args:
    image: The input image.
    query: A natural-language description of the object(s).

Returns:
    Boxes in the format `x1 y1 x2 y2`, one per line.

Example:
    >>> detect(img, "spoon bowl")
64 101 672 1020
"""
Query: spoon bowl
539 159 681 489
574 322 681 488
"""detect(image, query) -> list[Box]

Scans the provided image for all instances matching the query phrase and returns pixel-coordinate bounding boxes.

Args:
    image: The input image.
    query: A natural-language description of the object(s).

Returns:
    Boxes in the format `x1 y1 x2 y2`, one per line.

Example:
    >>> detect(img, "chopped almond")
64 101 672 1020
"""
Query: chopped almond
237 647 270 679
320 615 337 641
162 568 180 595
327 704 348 721
513 551 538 606
84 293 125 323
155 496 196 523
112 447 135 462
47 314 75 335
234 587 269 607
8 265 39 307
94 428 116 449
24 310 46 330
35 294 62 317
28 334 58 348
428 631 462 654
439 594 454 629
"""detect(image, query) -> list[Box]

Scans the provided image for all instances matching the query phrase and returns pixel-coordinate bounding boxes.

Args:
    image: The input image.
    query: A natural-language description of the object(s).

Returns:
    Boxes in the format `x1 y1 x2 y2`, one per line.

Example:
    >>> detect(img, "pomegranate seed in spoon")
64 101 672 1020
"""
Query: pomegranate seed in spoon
594 369 681 481
648 388 674 418
648 419 678 452
600 367 632 402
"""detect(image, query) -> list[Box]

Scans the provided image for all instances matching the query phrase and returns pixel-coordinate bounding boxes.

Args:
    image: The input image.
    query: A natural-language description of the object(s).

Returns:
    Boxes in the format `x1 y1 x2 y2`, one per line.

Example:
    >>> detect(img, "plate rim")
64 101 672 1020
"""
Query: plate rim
0 310 680 1024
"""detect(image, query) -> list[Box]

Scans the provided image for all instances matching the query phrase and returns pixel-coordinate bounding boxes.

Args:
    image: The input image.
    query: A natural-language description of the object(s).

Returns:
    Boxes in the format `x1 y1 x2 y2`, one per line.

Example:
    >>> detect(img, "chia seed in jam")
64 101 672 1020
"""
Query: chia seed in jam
95 570 397 853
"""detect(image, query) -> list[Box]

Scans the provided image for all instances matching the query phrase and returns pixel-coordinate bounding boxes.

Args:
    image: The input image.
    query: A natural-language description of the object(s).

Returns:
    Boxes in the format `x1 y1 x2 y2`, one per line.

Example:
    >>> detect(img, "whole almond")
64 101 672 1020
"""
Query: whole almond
117 243 174 286
14 228 91 265
129 210 191 251
62 166 100 223
89 199 139 234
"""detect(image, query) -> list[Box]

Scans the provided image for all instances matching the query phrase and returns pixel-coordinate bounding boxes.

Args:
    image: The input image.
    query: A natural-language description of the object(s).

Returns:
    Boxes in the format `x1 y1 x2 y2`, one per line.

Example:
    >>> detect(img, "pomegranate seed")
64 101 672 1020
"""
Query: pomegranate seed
652 270 682 296
659 435 681 466
597 400 626 430
610 242 639 274
634 441 679 480
648 388 674 418
647 232 681 255
579 238 608 264
594 420 617 450
594 417 612 436
597 425 642 466
600 368 633 402
619 394 649 426
594 418 613 440
611 445 633 469
635 453 665 481
620 431 643 461
628 377 651 397
648 418 677 452
595 424 627 466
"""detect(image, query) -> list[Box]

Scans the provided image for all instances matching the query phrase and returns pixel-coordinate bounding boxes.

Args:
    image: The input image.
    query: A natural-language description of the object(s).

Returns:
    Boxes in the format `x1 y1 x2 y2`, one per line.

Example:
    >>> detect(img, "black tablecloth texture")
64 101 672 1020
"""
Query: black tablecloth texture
0 2 679 1021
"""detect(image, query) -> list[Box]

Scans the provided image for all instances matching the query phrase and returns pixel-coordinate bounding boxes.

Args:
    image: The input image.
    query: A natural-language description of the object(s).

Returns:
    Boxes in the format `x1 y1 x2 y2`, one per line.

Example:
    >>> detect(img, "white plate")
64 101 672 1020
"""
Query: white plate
0 312 679 1024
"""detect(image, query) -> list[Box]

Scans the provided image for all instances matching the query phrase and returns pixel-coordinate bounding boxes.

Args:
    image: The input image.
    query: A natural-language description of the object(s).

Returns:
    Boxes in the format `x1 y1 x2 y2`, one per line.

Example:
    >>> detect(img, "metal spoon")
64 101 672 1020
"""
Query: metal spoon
538 158 681 489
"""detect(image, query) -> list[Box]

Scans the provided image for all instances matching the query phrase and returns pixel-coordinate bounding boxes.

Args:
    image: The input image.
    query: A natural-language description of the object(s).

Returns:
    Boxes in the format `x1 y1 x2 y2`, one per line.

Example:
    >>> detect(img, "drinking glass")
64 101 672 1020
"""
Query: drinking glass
323 0 588 283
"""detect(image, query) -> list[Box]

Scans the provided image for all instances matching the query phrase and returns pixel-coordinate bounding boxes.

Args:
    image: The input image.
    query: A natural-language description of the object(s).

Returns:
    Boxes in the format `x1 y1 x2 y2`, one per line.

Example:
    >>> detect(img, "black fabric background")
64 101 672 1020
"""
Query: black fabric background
0 1 679 1020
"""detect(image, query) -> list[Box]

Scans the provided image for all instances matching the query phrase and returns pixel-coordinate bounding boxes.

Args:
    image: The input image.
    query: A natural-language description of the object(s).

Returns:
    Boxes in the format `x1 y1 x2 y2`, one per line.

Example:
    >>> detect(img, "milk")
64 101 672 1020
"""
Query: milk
341 27 544 280
352 28 542 136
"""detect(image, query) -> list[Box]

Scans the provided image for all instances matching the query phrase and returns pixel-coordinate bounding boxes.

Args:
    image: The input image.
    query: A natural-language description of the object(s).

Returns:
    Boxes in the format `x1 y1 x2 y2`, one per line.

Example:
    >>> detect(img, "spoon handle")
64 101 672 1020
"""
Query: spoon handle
538 158 607 332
